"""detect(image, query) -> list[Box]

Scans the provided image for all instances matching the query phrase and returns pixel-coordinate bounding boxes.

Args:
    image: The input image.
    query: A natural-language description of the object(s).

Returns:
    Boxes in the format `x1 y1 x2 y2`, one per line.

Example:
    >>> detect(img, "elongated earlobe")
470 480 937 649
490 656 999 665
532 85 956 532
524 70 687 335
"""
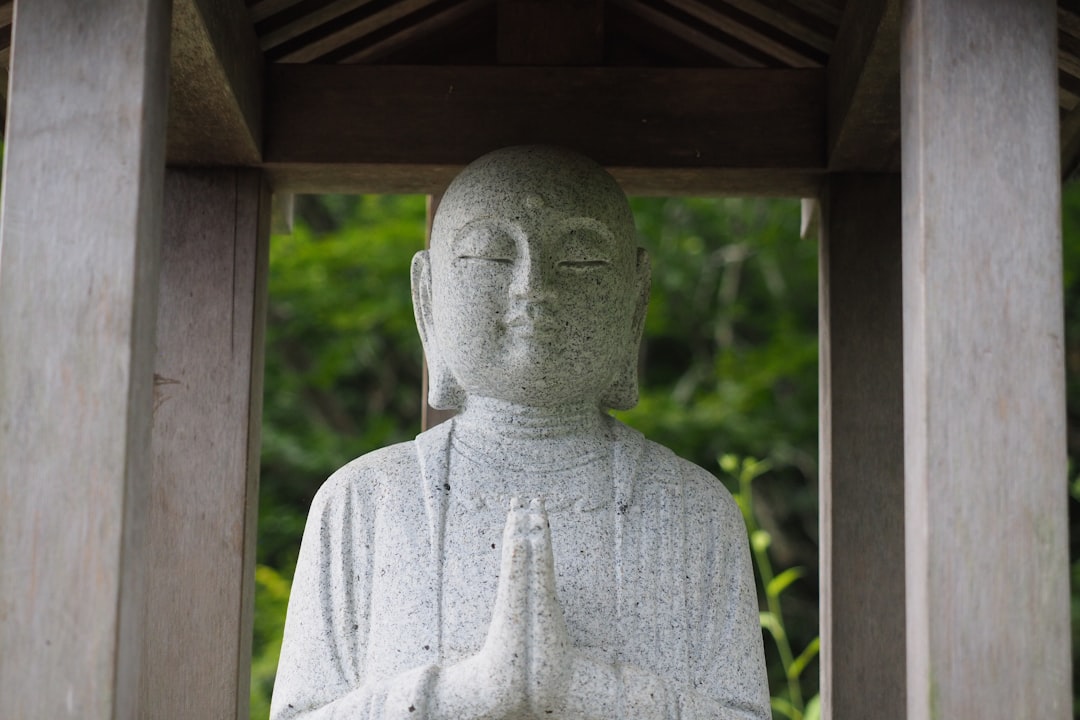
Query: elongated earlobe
602 248 651 411
411 251 466 410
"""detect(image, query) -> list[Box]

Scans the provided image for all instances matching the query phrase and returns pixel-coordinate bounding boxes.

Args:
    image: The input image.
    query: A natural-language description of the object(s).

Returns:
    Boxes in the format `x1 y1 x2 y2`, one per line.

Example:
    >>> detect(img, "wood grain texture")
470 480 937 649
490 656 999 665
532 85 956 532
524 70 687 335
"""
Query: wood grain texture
826 0 900 171
333 0 493 64
140 169 269 719
901 1 1070 717
666 0 825 67
818 173 905 720
168 0 263 164
610 0 767 66
263 161 823 197
263 64 825 179
497 0 603 65
722 0 835 53
0 1 170 717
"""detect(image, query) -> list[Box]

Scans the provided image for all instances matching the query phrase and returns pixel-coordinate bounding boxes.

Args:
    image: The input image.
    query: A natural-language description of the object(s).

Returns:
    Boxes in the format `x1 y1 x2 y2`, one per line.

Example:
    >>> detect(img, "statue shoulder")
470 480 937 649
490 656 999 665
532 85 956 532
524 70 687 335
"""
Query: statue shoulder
615 422 741 523
312 439 422 506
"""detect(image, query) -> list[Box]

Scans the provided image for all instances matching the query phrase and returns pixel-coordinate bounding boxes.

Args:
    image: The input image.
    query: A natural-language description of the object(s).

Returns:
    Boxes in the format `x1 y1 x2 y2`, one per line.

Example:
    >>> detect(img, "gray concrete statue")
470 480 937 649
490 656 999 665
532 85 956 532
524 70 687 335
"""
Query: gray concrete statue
270 146 770 720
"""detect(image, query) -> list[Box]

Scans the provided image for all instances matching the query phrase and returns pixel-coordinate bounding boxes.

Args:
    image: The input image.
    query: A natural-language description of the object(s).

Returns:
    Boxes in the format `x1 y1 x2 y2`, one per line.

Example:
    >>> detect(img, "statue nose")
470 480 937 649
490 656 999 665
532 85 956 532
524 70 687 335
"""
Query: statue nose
509 256 553 301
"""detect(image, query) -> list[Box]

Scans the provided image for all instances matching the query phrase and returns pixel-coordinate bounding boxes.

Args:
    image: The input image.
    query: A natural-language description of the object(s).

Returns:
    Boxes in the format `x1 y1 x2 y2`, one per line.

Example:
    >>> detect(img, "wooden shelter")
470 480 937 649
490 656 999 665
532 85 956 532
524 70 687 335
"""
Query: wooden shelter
0 0 1071 718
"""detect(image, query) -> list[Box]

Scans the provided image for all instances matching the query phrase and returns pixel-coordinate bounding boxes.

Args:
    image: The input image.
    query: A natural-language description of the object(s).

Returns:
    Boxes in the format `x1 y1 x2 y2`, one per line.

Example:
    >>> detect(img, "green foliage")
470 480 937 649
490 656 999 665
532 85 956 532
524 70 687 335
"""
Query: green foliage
258 195 427 575
250 566 291 720
723 454 820 719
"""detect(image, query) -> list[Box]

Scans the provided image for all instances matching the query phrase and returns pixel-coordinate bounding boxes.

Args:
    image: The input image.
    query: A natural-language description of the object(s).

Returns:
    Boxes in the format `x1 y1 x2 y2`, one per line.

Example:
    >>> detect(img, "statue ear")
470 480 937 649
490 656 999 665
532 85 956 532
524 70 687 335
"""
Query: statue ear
602 247 651 411
411 250 465 410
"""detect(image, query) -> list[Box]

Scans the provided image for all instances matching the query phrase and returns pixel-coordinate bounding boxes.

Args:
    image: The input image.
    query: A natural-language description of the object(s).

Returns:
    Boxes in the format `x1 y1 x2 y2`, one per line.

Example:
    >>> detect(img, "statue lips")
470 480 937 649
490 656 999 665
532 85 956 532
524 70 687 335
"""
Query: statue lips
505 307 560 338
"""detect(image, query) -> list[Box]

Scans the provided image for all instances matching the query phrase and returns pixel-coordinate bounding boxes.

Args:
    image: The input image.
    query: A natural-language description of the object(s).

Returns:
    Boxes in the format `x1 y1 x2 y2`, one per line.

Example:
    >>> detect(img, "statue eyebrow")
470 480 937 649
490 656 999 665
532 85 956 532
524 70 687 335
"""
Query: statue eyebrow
448 218 518 252
556 217 616 247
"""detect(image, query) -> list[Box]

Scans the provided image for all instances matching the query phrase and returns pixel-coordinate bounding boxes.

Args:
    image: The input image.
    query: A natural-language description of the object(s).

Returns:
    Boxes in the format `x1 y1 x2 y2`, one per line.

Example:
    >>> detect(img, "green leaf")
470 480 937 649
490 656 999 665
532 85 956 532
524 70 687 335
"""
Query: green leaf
719 453 740 474
803 694 821 720
770 696 801 720
788 636 821 680
751 529 772 553
759 611 785 642
766 566 805 599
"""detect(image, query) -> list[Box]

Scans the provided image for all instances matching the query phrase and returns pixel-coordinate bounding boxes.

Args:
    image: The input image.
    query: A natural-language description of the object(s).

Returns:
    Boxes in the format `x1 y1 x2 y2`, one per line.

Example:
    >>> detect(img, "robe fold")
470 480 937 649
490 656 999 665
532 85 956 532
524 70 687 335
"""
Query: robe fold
271 417 769 720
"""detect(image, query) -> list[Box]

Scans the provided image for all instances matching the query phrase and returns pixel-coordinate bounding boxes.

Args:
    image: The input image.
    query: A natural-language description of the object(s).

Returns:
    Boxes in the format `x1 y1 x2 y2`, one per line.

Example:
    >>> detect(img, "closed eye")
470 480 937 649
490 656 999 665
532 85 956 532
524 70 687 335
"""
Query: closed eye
457 255 513 264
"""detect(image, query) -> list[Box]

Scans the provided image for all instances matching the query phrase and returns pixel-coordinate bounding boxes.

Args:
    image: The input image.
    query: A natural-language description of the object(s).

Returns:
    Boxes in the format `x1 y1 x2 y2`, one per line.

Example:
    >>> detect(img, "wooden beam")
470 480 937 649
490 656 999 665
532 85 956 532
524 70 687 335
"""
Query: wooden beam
168 0 263 164
818 173 905 720
335 0 493 64
263 65 826 194
611 0 767 66
266 0 446 63
0 1 170 717
497 0 603 65
664 0 826 68
723 0 835 54
141 169 269 719
901 1 1069 718
264 163 823 197
827 0 900 171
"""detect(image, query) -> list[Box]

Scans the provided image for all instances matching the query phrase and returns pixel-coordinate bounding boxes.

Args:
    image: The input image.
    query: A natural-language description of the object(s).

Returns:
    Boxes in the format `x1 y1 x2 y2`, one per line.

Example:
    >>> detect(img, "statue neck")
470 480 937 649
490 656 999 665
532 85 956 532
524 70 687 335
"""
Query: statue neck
452 396 610 472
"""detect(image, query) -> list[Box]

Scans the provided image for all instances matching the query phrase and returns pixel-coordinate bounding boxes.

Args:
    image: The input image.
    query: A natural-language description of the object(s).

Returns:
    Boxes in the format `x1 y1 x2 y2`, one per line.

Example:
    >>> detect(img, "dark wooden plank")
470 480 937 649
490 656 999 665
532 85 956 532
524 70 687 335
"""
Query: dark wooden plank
724 0 835 53
263 162 823 196
268 0 440 62
257 0 381 50
264 64 825 174
333 0 493 64
818 173 905 720
612 0 768 66
826 0 900 171
141 169 269 720
901 0 1069 717
248 0 309 24
666 0 826 67
497 0 603 65
169 0 263 163
605 2 728 66
0 1 170 717
785 0 842 26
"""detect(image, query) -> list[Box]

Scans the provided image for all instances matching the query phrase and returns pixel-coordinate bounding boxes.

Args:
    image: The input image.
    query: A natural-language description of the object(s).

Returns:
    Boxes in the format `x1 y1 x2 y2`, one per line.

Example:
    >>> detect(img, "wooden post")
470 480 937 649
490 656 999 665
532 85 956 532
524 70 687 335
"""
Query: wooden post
0 1 170 717
901 1 1069 718
140 169 270 718
818 174 905 720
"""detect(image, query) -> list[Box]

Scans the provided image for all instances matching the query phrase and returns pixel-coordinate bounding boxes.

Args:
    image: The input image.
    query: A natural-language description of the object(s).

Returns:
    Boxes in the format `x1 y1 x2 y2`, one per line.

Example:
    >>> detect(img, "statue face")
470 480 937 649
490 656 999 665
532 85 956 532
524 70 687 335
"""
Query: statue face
418 147 648 408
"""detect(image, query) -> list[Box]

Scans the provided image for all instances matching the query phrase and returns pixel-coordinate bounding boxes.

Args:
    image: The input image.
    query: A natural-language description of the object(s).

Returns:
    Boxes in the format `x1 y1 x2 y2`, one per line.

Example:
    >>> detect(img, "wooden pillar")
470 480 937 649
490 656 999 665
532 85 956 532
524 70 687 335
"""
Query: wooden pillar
140 169 270 718
818 174 905 720
0 1 170 717
901 1 1069 718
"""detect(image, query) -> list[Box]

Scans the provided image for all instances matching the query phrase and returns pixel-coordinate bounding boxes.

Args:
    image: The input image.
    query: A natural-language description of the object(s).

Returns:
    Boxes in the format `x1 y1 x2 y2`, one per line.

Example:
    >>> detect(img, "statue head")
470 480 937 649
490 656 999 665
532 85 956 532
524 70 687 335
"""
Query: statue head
412 146 651 411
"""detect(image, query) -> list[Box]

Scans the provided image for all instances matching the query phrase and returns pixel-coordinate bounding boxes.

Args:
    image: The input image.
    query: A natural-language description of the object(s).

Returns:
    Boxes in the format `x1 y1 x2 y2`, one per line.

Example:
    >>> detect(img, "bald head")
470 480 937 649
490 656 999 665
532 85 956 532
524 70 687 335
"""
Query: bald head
432 146 636 256
414 146 649 410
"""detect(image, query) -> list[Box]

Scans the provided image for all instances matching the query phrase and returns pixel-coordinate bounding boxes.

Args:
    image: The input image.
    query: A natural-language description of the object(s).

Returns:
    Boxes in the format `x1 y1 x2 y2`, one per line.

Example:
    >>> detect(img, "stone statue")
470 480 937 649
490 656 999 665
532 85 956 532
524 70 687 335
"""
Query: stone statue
270 146 770 720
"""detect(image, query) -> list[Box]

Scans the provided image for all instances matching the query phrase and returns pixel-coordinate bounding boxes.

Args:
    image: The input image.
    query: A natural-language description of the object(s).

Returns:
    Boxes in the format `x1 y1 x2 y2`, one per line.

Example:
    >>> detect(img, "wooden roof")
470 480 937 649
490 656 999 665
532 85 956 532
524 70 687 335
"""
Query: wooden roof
0 0 1078 194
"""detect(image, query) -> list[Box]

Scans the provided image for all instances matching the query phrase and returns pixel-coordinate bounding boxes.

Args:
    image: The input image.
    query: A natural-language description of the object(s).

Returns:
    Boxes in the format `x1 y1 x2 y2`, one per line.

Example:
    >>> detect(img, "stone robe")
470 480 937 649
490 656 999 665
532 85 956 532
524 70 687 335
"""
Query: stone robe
271 418 769 719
